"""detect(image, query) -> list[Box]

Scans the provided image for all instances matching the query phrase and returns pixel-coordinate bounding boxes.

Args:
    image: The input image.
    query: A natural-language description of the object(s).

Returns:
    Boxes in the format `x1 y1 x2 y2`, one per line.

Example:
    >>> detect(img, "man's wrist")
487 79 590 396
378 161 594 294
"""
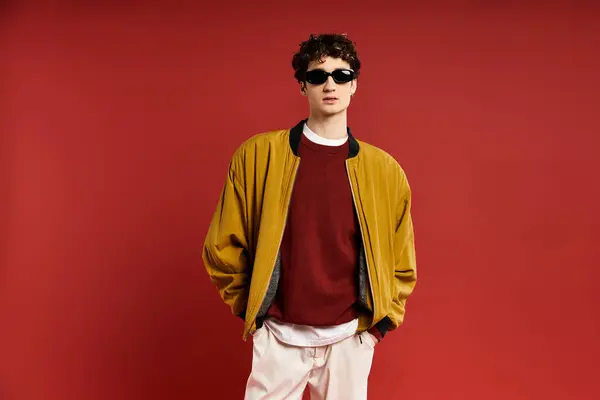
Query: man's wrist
368 326 383 342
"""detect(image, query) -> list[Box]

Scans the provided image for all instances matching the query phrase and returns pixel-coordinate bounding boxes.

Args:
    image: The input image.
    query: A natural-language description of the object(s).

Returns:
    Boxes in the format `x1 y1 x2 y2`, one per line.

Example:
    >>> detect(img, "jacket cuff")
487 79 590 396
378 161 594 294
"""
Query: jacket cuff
373 316 393 339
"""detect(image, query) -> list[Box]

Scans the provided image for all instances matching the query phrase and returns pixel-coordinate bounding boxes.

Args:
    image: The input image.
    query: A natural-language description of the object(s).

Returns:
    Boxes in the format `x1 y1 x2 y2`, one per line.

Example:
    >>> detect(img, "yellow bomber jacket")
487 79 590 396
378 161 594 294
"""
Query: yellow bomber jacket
202 119 417 341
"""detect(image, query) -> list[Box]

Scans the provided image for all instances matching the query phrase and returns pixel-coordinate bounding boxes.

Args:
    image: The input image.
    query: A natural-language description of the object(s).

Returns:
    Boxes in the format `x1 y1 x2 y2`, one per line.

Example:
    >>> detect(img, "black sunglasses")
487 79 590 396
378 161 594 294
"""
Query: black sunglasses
305 68 355 85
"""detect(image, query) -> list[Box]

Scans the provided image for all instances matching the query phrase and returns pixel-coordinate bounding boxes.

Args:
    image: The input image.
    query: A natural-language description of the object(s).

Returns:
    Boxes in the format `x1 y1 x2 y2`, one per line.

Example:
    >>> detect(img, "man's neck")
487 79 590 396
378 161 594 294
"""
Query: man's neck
305 113 348 140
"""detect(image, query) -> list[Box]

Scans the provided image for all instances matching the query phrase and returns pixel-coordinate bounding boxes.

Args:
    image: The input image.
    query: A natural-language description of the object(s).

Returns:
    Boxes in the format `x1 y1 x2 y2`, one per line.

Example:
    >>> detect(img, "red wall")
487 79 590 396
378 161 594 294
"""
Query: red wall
2 2 599 399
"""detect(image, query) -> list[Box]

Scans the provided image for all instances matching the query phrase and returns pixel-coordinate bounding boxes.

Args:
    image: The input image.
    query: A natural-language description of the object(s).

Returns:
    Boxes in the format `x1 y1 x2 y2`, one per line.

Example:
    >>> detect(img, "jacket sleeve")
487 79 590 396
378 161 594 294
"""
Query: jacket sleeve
374 171 418 337
202 163 250 320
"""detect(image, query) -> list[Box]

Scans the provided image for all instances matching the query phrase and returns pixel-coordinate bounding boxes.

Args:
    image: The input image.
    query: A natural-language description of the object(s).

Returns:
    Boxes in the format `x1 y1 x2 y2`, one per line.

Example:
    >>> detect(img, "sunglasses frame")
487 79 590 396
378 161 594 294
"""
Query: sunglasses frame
304 68 356 85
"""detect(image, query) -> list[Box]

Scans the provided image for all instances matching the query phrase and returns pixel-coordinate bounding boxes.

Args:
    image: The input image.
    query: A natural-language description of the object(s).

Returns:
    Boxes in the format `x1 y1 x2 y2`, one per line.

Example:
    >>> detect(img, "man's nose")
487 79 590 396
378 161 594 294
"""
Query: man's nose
323 76 336 91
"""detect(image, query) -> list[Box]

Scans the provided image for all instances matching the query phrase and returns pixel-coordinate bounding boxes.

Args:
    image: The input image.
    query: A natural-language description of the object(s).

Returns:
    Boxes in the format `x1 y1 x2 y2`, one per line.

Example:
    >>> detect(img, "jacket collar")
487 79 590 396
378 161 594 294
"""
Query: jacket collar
289 119 359 159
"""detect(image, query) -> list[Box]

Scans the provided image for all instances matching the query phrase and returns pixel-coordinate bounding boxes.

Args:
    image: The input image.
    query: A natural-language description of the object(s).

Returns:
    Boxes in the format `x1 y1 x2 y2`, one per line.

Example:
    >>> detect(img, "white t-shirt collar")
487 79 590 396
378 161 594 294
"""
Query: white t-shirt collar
302 123 348 147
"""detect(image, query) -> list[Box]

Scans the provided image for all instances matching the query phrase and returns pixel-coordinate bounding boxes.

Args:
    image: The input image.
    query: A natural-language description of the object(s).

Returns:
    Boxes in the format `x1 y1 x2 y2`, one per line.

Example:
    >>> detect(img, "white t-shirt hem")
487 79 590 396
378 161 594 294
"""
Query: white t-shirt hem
264 318 359 347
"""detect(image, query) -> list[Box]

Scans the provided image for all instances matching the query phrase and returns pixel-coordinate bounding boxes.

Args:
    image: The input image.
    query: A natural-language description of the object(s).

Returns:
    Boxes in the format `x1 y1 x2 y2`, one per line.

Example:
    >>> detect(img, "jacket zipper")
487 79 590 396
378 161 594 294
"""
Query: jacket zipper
248 159 300 336
346 160 376 330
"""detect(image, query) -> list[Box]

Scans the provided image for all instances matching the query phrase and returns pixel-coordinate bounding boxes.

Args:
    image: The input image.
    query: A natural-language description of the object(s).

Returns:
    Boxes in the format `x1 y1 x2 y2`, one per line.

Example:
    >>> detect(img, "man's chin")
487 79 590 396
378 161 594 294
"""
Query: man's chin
319 106 347 117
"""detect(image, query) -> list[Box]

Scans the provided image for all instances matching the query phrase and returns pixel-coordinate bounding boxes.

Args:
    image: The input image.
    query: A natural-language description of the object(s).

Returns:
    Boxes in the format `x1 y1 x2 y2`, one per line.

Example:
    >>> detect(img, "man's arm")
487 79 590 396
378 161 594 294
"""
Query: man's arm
388 178 417 327
370 171 417 341
202 163 250 320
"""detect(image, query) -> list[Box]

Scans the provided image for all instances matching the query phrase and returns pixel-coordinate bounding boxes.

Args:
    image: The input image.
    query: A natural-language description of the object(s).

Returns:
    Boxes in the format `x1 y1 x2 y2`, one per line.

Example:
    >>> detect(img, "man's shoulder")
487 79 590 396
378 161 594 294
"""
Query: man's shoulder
357 139 411 193
356 139 405 174
234 129 290 156
228 128 291 172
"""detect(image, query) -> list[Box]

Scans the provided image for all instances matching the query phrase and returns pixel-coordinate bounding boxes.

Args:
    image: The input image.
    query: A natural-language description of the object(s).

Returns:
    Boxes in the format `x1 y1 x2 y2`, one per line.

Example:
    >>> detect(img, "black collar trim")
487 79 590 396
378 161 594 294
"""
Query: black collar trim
289 119 359 158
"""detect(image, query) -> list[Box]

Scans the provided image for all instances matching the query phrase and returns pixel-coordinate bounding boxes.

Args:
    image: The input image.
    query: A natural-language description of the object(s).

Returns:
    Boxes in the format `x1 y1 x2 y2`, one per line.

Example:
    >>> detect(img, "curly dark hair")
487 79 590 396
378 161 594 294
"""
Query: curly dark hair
292 33 361 83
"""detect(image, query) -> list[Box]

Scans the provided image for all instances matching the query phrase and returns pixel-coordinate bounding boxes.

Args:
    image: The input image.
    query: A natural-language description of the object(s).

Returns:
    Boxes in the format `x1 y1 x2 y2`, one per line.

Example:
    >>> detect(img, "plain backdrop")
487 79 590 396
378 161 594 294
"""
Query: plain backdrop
1 1 599 399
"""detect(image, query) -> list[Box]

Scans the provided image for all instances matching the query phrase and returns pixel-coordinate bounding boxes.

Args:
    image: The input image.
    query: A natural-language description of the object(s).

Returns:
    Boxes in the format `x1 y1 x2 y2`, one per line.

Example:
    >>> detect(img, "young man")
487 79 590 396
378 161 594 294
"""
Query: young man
202 33 417 399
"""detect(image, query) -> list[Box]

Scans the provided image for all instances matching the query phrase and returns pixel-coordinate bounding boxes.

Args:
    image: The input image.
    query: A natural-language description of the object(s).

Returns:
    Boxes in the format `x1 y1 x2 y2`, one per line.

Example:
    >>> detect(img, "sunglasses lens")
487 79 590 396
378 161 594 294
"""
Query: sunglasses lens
305 69 355 84
332 69 354 83
306 70 328 84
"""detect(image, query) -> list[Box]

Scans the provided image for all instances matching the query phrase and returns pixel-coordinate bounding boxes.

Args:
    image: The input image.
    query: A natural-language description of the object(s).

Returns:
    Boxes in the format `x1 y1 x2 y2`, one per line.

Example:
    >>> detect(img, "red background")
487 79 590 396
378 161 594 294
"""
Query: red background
2 1 599 399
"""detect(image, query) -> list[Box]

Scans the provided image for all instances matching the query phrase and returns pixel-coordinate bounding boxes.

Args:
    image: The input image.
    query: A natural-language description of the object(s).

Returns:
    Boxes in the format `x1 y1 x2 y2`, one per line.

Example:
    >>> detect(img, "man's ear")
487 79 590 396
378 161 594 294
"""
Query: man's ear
350 80 358 96
300 82 307 96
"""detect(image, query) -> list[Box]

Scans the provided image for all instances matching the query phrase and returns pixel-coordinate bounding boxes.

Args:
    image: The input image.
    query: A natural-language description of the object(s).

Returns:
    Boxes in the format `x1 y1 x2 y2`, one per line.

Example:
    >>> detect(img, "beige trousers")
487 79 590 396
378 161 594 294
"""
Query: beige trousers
244 326 377 400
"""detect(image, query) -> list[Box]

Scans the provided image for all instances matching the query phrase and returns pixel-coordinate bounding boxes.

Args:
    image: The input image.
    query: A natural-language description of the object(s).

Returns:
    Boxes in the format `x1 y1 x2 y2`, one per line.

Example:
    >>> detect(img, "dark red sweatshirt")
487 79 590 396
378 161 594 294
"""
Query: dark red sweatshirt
266 133 382 341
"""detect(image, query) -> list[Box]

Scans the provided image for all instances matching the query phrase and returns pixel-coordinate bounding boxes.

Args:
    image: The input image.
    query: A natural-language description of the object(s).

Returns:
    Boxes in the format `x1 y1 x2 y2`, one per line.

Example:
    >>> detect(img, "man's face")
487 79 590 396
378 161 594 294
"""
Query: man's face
303 56 357 117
